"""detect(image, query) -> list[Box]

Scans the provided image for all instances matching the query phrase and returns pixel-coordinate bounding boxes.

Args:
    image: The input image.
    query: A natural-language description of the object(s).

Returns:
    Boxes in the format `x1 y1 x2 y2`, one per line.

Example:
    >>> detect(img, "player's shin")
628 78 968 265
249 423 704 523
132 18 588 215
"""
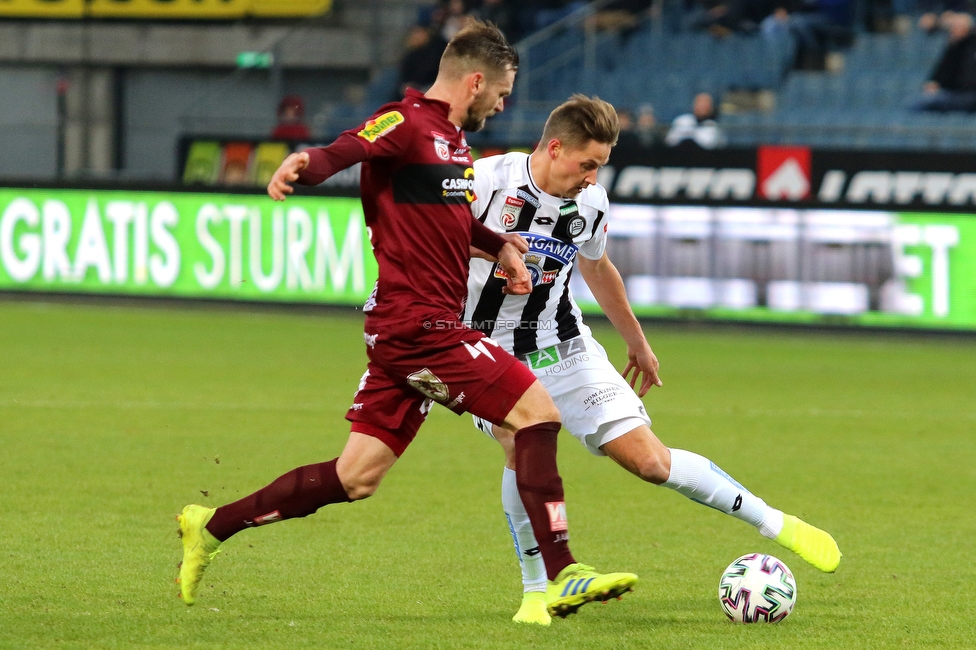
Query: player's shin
205 459 353 541
513 422 576 580
502 467 547 592
663 448 784 539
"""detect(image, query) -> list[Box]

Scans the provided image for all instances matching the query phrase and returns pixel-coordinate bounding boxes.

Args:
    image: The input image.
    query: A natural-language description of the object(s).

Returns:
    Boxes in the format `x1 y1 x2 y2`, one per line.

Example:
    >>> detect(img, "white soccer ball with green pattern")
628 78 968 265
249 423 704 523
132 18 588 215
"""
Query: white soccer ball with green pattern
719 553 797 623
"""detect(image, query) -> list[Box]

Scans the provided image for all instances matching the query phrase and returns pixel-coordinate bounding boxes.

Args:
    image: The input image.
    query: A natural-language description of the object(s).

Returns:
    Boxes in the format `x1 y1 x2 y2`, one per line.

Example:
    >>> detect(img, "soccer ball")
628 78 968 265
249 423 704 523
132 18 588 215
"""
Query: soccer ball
719 553 797 623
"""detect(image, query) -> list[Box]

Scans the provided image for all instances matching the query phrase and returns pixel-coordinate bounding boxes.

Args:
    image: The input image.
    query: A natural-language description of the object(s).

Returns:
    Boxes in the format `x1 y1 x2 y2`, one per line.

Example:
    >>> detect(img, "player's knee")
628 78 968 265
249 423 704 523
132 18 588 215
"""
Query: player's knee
338 469 384 500
635 447 671 485
343 478 380 501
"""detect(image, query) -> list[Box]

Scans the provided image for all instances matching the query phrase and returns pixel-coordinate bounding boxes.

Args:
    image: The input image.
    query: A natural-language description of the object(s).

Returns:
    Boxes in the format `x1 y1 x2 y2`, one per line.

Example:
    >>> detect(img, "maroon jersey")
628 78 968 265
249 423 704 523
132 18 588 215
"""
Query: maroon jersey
298 89 505 331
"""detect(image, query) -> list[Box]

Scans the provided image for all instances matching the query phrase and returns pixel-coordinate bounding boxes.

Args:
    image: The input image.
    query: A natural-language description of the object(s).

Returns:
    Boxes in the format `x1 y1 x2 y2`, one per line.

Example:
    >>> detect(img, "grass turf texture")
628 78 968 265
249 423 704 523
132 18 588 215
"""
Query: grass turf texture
2 300 975 649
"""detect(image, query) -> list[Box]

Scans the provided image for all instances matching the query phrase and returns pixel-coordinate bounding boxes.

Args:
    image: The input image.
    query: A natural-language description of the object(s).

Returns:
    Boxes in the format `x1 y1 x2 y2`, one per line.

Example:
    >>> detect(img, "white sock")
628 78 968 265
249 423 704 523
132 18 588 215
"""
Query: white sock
502 467 547 592
663 448 784 539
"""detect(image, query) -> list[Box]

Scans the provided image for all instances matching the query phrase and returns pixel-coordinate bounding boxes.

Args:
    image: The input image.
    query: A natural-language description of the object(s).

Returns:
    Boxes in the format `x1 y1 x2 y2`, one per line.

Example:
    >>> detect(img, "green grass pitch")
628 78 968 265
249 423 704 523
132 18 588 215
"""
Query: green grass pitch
2 299 976 649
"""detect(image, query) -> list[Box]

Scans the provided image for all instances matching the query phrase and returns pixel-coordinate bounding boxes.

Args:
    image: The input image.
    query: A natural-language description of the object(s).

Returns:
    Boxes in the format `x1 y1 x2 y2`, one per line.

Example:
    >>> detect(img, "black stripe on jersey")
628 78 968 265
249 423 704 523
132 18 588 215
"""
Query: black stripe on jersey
525 157 542 194
392 163 474 205
469 264 508 337
477 189 501 223
554 265 582 342
513 185 539 231
549 201 582 243
590 209 605 237
512 254 563 355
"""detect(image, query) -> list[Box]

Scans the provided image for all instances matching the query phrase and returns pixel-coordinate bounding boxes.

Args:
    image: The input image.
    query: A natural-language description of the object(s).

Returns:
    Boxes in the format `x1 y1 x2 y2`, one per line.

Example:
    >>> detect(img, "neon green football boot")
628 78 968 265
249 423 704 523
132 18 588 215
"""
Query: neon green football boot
176 504 222 605
512 591 551 626
546 563 638 618
776 514 842 573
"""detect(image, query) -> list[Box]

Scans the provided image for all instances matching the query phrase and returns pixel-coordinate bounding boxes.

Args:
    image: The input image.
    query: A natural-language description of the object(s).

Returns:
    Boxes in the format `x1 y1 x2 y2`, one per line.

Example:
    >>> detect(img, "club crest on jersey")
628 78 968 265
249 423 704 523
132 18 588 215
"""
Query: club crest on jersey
431 132 451 161
358 111 404 143
501 196 524 229
568 215 587 237
406 367 450 402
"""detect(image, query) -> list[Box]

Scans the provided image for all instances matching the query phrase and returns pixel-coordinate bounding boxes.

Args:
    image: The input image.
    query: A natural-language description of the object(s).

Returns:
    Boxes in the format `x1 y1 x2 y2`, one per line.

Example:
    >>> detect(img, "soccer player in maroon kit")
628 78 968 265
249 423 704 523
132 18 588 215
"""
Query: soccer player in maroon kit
176 21 637 620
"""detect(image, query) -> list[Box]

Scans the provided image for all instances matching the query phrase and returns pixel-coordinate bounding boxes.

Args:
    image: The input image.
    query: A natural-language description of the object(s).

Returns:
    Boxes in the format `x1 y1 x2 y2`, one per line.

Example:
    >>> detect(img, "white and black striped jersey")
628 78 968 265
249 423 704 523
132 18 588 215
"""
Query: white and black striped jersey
464 152 609 356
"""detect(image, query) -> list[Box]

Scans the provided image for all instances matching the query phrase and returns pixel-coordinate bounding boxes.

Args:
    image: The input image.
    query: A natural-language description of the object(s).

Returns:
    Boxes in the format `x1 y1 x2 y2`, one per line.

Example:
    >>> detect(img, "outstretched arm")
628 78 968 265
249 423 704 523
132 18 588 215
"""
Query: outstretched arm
577 251 662 395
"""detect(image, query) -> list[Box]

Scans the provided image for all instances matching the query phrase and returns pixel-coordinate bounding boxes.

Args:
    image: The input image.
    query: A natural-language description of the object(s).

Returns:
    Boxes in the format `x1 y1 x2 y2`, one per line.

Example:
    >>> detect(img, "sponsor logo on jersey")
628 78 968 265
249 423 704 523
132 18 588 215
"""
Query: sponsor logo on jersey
358 110 404 143
524 233 579 266
517 188 541 208
406 367 450 402
558 202 578 216
501 195 524 229
567 215 587 237
441 167 476 202
545 501 568 532
432 132 451 161
534 216 555 225
522 338 589 371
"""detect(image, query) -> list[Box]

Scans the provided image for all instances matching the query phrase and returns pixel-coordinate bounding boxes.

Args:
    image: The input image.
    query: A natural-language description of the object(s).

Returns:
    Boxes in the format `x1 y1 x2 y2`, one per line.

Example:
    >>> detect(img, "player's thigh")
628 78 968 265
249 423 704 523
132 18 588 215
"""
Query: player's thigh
346 363 433 459
600 425 671 484
544 345 651 455
497 378 561 433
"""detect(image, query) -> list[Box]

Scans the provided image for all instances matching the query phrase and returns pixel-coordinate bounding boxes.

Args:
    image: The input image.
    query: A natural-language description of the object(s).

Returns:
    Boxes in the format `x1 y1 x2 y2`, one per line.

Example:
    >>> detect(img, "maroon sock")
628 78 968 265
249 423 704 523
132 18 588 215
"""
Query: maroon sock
205 458 351 542
514 421 575 580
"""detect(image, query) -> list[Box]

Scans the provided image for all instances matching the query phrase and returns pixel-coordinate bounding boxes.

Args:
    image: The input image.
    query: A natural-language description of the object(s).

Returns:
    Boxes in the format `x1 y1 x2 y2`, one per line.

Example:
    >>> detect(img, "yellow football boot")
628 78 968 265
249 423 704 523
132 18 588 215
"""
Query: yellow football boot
176 504 222 605
513 591 551 626
776 514 842 573
546 563 638 618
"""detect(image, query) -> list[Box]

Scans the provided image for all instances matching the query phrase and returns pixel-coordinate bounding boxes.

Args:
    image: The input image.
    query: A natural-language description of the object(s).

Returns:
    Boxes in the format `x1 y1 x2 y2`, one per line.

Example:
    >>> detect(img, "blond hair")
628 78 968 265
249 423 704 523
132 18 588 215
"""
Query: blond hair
540 95 619 150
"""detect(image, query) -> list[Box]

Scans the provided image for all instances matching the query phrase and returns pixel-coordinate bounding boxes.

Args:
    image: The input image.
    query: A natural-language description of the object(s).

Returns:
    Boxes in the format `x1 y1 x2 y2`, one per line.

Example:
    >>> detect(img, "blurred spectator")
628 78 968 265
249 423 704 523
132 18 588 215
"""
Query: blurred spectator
636 103 660 147
589 0 653 32
439 0 474 41
530 0 589 31
271 96 311 141
918 1 976 33
614 108 642 148
398 25 448 95
471 0 516 40
761 0 854 70
686 0 778 37
911 12 976 111
665 92 727 149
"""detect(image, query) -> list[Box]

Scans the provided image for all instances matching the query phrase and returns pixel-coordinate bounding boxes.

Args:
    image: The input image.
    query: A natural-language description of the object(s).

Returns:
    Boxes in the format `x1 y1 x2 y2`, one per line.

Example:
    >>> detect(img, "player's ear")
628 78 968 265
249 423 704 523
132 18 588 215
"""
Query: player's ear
469 71 486 95
547 138 562 159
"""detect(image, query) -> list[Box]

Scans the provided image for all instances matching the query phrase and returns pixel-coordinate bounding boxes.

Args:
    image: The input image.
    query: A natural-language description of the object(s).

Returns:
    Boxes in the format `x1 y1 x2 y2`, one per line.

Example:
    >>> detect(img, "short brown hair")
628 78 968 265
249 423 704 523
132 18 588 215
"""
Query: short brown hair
439 20 519 80
540 95 620 150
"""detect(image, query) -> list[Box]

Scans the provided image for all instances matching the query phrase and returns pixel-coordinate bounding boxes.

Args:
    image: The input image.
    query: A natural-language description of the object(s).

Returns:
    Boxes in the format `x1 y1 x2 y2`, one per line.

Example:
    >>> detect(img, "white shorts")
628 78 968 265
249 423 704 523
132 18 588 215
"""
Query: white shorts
473 335 651 456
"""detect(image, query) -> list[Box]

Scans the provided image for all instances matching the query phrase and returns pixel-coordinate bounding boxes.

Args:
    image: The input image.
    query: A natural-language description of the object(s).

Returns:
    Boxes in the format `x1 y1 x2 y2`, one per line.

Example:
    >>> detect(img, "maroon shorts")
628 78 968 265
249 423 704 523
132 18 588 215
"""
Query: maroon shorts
345 322 537 456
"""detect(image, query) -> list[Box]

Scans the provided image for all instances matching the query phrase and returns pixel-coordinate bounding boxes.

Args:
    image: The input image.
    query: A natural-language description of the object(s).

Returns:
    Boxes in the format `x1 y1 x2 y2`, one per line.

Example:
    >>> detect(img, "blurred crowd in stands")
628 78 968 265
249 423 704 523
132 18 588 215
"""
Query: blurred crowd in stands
382 0 976 151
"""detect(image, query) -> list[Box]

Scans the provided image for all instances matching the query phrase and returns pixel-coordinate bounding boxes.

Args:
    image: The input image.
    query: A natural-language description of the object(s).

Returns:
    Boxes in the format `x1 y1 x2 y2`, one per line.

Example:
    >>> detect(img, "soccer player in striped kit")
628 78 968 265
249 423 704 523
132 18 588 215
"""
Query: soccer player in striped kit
466 95 842 626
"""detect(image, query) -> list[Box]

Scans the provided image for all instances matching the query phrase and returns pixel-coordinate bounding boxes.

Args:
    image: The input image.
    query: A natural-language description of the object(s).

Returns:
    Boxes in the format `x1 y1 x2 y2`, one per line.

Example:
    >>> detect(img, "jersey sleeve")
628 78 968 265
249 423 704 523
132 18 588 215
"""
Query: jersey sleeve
297 103 415 185
578 188 610 261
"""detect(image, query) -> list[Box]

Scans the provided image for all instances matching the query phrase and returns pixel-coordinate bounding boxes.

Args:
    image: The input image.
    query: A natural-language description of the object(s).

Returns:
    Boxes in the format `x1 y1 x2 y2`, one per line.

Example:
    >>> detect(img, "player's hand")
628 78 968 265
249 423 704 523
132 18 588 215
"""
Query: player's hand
267 152 310 201
500 232 529 254
622 343 662 397
497 242 532 295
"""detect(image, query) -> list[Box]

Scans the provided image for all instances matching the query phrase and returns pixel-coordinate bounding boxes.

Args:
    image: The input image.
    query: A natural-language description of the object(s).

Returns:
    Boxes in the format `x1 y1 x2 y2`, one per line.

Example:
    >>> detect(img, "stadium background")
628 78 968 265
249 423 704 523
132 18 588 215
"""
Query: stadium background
2 1 976 648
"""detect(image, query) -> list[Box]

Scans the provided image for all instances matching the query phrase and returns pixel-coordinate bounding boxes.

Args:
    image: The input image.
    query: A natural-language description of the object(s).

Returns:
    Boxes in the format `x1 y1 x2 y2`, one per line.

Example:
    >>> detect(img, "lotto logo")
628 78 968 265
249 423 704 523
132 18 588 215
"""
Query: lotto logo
545 501 568 531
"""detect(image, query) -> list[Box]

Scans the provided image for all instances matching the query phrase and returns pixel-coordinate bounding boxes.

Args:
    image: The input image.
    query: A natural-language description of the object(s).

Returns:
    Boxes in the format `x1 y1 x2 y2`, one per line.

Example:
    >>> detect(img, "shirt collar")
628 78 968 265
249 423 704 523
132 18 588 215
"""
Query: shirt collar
404 88 452 120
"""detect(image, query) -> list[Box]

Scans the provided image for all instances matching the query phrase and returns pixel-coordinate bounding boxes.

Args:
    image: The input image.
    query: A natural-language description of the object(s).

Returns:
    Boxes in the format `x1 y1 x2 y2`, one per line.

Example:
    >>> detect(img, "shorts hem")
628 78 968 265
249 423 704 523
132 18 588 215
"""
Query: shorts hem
350 422 410 457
